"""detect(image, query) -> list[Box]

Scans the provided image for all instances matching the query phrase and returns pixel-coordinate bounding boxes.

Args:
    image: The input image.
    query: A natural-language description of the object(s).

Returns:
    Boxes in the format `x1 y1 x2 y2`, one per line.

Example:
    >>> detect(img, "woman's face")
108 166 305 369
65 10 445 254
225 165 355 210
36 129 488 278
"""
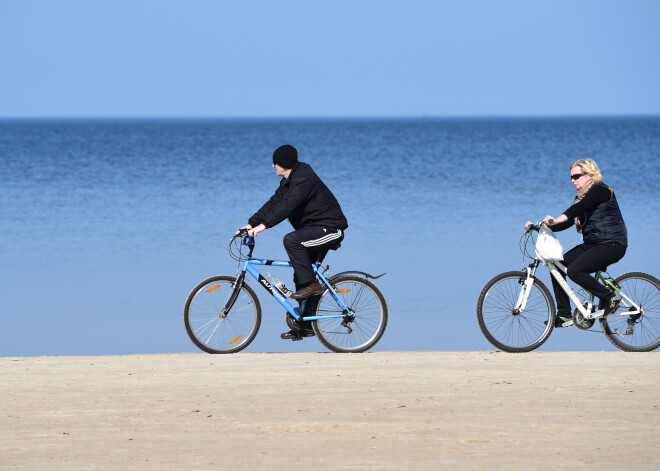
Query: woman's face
570 165 591 191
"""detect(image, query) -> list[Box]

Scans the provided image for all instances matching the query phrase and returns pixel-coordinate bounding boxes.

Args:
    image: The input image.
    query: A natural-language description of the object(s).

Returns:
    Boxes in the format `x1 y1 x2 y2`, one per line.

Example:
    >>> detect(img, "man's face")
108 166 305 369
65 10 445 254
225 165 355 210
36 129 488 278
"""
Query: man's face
273 163 288 177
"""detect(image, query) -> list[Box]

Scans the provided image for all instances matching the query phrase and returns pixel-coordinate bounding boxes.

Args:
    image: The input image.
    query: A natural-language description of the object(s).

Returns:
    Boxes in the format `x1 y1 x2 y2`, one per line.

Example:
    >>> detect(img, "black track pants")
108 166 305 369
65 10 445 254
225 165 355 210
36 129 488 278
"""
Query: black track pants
283 227 344 289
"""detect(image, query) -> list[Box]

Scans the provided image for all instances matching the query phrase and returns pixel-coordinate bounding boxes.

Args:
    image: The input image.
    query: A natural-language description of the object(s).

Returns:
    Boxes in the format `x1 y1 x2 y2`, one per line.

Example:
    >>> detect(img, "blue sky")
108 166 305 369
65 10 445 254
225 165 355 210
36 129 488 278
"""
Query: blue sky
1 0 658 118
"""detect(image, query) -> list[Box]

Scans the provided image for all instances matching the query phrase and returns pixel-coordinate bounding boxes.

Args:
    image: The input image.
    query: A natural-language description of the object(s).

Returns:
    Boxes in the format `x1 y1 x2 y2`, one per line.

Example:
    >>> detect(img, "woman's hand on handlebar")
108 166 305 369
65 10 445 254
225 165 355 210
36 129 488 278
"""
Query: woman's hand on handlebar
543 215 556 226
544 214 570 226
525 214 567 232
524 221 545 232
525 216 558 229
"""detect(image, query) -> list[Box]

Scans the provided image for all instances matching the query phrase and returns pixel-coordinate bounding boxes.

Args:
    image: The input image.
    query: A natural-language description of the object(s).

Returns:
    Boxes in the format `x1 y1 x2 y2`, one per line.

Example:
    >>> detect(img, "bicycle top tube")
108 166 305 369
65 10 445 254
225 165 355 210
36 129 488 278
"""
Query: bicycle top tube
245 259 292 267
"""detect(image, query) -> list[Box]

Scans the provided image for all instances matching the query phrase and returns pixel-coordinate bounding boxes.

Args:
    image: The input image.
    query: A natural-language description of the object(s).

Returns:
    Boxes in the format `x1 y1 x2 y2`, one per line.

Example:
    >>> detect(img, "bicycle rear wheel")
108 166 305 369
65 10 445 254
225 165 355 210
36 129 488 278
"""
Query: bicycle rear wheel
311 274 388 353
600 271 660 352
184 275 261 353
477 271 555 353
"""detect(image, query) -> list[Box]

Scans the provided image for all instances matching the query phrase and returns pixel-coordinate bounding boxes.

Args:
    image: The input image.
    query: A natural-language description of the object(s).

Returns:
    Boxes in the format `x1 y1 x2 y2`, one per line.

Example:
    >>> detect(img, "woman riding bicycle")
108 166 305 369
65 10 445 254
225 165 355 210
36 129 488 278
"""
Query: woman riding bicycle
525 158 628 327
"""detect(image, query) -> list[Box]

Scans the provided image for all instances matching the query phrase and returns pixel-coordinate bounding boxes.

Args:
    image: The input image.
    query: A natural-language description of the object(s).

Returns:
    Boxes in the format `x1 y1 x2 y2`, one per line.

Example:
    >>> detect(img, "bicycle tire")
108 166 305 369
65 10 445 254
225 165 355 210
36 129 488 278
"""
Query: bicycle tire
600 271 660 352
184 275 261 354
476 271 555 353
311 274 388 353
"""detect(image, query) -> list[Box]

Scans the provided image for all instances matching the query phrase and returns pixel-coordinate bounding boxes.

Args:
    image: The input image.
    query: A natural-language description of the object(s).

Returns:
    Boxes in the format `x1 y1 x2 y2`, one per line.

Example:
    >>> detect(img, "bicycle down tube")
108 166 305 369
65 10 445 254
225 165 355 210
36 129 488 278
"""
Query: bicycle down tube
241 258 353 322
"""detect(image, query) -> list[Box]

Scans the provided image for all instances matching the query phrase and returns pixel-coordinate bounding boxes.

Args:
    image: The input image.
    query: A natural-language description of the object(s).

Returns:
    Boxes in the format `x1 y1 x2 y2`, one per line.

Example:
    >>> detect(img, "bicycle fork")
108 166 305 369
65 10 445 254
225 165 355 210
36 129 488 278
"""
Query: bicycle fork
514 265 537 314
220 272 248 318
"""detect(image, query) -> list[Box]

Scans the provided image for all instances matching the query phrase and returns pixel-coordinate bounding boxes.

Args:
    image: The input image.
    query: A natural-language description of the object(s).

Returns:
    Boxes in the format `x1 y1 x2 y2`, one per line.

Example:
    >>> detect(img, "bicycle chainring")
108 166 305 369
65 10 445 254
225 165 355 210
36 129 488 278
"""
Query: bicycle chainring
286 312 302 330
572 306 595 330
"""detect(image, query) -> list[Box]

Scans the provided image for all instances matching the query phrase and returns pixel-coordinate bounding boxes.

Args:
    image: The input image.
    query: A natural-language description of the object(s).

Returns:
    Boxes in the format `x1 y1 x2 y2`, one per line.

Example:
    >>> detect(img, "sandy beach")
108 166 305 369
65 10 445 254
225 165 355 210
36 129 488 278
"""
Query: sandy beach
1 351 658 470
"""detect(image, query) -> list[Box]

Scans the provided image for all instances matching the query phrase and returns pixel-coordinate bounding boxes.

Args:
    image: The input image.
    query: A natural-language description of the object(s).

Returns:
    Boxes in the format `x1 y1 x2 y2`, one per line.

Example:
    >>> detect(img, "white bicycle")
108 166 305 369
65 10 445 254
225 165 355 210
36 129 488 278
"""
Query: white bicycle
476 223 660 352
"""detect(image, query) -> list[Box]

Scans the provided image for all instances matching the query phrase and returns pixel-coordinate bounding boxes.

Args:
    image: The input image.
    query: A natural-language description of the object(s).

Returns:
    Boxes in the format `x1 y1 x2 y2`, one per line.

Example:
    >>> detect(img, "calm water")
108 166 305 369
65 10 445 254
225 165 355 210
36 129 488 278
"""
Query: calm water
1 117 659 355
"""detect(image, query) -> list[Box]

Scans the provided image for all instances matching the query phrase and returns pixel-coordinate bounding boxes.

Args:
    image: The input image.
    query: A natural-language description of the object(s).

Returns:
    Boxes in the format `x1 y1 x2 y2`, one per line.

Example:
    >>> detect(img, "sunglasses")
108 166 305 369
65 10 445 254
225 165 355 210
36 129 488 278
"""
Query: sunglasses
571 173 586 181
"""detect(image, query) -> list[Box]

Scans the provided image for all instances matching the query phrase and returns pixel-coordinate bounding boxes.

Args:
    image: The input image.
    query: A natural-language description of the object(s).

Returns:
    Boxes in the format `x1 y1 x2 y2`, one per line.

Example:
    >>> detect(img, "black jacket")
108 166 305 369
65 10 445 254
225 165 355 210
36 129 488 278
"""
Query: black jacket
556 182 628 246
248 162 348 231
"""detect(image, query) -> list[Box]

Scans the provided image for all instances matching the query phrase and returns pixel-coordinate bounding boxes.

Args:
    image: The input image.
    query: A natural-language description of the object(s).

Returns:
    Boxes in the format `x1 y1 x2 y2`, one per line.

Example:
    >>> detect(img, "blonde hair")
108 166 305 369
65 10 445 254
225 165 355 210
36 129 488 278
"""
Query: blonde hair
570 158 602 183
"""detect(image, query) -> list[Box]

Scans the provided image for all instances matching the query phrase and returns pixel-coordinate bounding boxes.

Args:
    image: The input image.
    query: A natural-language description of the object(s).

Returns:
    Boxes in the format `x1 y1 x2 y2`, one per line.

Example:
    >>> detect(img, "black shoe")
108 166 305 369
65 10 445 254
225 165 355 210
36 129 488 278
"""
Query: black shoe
549 315 572 328
290 281 324 300
602 292 622 316
280 328 315 340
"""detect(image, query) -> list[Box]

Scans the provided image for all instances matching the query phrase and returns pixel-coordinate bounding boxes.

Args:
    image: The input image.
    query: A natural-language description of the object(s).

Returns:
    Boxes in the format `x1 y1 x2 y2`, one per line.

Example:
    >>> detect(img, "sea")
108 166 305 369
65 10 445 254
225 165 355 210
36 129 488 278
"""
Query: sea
1 117 659 356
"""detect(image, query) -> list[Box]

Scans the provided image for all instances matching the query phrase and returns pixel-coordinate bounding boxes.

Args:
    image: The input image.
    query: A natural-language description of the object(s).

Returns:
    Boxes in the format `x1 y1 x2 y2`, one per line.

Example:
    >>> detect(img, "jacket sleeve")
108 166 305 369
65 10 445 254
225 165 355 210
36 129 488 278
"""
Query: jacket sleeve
550 218 575 232
260 176 314 228
562 185 612 220
248 189 283 227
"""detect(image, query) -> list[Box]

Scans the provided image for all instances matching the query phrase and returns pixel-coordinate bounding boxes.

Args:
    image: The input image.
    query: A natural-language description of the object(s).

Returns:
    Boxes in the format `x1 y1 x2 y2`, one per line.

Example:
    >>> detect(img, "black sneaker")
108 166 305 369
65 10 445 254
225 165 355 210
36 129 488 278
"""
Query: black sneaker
546 315 571 328
280 328 315 340
602 292 622 316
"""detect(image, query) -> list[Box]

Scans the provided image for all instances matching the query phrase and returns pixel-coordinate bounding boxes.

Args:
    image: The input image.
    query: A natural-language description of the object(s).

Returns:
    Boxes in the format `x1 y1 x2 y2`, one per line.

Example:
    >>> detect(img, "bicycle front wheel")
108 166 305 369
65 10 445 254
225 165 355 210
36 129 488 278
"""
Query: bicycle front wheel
184 275 261 354
600 271 660 352
311 274 388 353
477 271 555 353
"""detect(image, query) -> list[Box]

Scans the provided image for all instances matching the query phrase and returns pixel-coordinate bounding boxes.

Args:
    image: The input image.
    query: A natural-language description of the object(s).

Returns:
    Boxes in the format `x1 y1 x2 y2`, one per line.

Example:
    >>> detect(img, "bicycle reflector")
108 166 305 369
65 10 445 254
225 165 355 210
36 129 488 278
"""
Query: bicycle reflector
228 335 243 345
335 289 351 293
205 285 220 293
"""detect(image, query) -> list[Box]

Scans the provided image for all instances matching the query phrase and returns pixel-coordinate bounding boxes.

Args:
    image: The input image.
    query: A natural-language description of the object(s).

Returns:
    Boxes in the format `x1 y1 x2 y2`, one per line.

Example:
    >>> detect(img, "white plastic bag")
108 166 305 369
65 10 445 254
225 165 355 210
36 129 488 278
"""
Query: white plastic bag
535 226 564 262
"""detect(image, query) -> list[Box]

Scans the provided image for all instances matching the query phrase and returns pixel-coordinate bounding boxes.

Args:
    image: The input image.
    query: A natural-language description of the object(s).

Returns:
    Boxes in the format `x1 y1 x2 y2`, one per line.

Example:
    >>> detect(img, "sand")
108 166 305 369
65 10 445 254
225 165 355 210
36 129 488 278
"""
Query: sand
1 351 658 470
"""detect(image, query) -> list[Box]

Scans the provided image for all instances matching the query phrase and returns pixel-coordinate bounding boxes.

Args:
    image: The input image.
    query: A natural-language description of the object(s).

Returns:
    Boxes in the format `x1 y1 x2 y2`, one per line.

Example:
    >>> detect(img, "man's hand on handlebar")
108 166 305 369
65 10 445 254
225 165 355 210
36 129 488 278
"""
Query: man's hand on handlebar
247 224 266 237
237 223 266 238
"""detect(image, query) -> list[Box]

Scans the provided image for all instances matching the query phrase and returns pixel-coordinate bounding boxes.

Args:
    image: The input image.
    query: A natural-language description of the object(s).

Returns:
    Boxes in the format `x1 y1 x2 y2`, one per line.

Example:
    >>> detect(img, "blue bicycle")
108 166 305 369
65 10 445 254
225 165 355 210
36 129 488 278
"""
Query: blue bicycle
184 230 388 353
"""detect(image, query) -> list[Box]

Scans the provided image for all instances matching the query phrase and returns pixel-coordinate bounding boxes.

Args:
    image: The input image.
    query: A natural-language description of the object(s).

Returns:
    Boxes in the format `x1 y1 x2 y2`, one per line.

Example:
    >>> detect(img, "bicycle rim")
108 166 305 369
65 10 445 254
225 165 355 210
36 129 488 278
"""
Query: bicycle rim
312 275 387 353
184 276 261 353
600 272 660 352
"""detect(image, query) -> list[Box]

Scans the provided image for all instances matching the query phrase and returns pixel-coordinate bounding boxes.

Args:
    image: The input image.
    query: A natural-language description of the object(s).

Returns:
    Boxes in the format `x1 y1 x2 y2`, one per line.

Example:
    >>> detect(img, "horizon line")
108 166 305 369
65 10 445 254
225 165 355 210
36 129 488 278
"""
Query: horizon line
1 112 659 121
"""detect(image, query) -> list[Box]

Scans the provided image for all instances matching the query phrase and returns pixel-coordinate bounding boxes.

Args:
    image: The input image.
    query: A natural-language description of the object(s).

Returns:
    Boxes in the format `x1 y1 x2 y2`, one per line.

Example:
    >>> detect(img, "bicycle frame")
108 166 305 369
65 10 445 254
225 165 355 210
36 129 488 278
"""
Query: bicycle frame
234 256 354 323
516 256 643 320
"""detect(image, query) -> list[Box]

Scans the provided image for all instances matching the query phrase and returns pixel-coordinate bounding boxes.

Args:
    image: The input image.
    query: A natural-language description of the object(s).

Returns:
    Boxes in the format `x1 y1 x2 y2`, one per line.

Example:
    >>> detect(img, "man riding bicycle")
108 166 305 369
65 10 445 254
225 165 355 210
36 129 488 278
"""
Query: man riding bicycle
240 144 348 339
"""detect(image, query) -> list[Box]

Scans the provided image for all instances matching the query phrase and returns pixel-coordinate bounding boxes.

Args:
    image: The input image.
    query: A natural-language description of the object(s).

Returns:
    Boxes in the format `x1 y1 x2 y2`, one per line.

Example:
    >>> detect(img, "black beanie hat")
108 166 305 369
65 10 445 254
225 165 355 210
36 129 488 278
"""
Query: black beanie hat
272 144 298 169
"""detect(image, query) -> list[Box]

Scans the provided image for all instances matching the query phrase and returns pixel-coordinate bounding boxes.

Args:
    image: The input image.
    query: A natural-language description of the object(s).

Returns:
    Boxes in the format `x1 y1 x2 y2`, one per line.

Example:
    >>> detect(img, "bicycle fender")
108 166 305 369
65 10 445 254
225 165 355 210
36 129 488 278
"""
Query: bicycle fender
332 270 387 280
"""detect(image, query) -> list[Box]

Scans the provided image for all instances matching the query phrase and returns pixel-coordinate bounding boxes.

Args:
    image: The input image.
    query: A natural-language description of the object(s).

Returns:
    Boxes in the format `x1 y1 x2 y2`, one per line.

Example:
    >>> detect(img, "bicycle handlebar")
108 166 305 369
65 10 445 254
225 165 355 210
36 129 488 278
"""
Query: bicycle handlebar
232 228 255 247
229 229 256 261
526 216 557 232
525 221 552 233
